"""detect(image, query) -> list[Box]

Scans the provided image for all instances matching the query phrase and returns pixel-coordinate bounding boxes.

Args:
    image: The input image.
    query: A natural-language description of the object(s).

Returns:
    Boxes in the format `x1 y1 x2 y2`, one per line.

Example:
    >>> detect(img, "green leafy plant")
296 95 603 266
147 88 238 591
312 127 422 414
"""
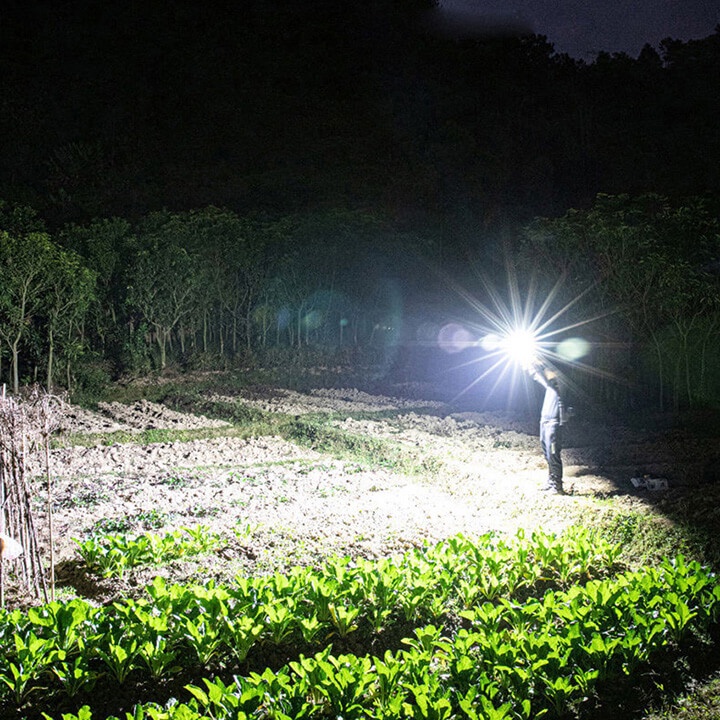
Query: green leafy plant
328 602 361 638
10 529 720 720
95 636 138 685
221 615 264 665
50 648 99 699
74 525 222 578
264 601 297 646
1 632 53 704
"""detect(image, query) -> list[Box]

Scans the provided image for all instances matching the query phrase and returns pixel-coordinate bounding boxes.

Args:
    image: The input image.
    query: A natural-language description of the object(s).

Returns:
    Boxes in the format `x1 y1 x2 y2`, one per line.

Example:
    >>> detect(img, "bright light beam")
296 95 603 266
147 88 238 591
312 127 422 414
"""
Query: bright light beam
426 252 621 408
500 326 540 367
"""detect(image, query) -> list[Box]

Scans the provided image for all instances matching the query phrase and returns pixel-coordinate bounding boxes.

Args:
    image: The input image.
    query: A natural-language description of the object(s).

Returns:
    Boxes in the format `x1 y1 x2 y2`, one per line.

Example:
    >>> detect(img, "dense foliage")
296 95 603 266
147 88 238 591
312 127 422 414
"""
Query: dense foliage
0 194 718 414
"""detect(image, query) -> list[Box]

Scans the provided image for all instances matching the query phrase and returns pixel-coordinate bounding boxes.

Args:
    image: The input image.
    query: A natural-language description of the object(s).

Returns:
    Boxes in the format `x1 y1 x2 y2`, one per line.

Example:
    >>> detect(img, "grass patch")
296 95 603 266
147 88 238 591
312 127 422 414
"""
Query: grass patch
87 516 134 535
581 505 720 572
53 424 252 448
54 488 110 509
84 371 262 405
279 416 441 475
59 389 447 476
86 509 172 536
162 392 271 426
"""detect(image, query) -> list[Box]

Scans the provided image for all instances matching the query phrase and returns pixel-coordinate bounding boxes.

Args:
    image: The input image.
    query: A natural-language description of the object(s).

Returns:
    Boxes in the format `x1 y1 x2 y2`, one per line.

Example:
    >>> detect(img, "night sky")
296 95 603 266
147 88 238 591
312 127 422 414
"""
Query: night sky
439 0 720 59
2 0 719 227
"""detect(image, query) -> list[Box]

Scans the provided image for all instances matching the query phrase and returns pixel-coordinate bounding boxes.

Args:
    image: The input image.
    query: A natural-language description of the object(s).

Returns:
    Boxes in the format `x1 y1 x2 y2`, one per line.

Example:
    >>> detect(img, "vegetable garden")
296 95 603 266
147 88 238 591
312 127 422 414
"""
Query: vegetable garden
3 529 719 720
1 379 719 719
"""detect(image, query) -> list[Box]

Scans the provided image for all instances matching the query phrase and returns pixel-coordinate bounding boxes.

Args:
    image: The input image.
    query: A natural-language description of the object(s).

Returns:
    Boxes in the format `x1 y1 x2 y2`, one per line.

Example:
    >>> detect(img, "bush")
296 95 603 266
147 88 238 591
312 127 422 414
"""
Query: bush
68 356 112 403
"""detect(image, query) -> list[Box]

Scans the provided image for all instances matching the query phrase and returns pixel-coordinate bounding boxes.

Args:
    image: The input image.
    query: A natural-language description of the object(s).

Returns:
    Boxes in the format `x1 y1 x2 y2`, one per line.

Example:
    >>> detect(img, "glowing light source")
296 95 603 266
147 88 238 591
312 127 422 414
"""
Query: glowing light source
501 327 539 367
480 327 541 366
431 254 608 406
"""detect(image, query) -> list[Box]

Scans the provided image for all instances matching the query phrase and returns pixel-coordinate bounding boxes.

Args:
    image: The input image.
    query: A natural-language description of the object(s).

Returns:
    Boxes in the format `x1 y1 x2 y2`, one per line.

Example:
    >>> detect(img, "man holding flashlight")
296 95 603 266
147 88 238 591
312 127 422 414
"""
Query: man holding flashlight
526 360 565 495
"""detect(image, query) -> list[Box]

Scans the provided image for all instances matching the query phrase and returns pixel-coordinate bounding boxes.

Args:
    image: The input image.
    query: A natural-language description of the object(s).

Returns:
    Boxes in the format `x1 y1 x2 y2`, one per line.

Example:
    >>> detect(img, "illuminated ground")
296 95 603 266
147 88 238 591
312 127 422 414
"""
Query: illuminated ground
14 385 718 607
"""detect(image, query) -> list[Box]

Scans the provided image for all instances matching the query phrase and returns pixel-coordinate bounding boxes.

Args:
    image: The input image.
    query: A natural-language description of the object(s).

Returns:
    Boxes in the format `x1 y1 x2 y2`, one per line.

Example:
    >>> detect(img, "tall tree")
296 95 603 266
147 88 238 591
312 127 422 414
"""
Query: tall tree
126 232 199 371
60 217 139 374
0 231 54 392
43 246 96 391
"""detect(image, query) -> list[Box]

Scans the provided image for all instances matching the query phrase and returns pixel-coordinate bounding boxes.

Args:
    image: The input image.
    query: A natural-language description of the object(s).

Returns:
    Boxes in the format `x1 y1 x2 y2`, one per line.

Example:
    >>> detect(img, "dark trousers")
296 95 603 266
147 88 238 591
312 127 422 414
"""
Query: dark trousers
540 419 563 482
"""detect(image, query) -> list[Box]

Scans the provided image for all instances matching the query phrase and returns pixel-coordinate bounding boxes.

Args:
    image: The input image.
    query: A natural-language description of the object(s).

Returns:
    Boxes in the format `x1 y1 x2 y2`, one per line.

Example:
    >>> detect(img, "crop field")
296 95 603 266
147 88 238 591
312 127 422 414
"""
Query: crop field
1 374 720 720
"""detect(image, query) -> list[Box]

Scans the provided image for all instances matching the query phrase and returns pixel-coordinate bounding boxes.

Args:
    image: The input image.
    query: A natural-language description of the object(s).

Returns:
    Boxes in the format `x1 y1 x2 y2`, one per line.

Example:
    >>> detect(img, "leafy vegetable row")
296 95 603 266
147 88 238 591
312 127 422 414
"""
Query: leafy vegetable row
2 528 714 720
40 555 720 720
73 525 223 578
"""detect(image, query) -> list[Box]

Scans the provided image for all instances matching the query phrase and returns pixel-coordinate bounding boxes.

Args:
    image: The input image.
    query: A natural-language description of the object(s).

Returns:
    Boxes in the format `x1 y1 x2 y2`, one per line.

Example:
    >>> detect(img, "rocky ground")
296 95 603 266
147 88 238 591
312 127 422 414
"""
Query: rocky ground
8 384 719 607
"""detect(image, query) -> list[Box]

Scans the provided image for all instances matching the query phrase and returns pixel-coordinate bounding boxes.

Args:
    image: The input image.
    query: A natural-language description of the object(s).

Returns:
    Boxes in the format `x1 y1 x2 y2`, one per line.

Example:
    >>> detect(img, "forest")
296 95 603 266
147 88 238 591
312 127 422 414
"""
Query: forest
0 1 719 414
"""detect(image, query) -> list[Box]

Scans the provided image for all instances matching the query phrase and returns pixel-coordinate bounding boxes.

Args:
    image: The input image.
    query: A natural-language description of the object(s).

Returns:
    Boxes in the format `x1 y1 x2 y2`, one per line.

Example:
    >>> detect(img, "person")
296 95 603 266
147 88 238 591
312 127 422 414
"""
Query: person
526 360 565 494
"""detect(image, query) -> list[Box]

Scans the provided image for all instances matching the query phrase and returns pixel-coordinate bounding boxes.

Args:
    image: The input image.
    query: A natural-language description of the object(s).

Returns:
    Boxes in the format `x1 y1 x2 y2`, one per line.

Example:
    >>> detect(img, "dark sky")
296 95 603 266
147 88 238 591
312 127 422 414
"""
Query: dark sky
438 0 720 59
1 0 719 226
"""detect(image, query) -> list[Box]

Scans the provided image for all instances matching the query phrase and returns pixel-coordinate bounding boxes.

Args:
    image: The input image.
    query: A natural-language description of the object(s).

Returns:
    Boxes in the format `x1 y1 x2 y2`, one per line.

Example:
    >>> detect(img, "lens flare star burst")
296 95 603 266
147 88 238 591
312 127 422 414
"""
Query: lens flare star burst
433 260 613 407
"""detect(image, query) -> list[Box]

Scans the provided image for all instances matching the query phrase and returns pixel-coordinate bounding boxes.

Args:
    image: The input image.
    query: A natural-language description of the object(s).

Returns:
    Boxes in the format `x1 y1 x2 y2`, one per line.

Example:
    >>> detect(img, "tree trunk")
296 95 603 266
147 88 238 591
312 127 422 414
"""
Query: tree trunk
156 328 167 370
11 342 20 395
46 330 54 392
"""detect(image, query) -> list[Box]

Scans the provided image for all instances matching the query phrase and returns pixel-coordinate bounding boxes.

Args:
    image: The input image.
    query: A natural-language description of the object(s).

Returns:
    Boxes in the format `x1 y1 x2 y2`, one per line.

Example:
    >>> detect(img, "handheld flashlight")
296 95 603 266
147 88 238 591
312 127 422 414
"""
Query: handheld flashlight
501 327 539 367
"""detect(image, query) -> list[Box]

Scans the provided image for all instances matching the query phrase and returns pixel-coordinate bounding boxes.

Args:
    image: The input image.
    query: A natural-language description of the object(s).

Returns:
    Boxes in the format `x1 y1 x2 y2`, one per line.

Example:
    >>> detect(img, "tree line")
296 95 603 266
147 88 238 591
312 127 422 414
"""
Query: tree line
521 194 720 413
0 203 431 395
1 194 718 414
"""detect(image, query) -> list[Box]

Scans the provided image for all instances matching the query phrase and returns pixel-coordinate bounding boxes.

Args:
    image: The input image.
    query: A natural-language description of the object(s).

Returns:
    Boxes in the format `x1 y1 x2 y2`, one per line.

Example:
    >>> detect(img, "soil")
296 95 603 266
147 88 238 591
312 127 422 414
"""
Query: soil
9 382 720 608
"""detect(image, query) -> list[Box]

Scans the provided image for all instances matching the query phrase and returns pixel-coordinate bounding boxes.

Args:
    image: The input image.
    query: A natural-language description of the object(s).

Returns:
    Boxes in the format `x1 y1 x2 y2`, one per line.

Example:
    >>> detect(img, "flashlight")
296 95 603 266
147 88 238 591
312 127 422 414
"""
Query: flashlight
481 326 541 369
501 328 539 367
